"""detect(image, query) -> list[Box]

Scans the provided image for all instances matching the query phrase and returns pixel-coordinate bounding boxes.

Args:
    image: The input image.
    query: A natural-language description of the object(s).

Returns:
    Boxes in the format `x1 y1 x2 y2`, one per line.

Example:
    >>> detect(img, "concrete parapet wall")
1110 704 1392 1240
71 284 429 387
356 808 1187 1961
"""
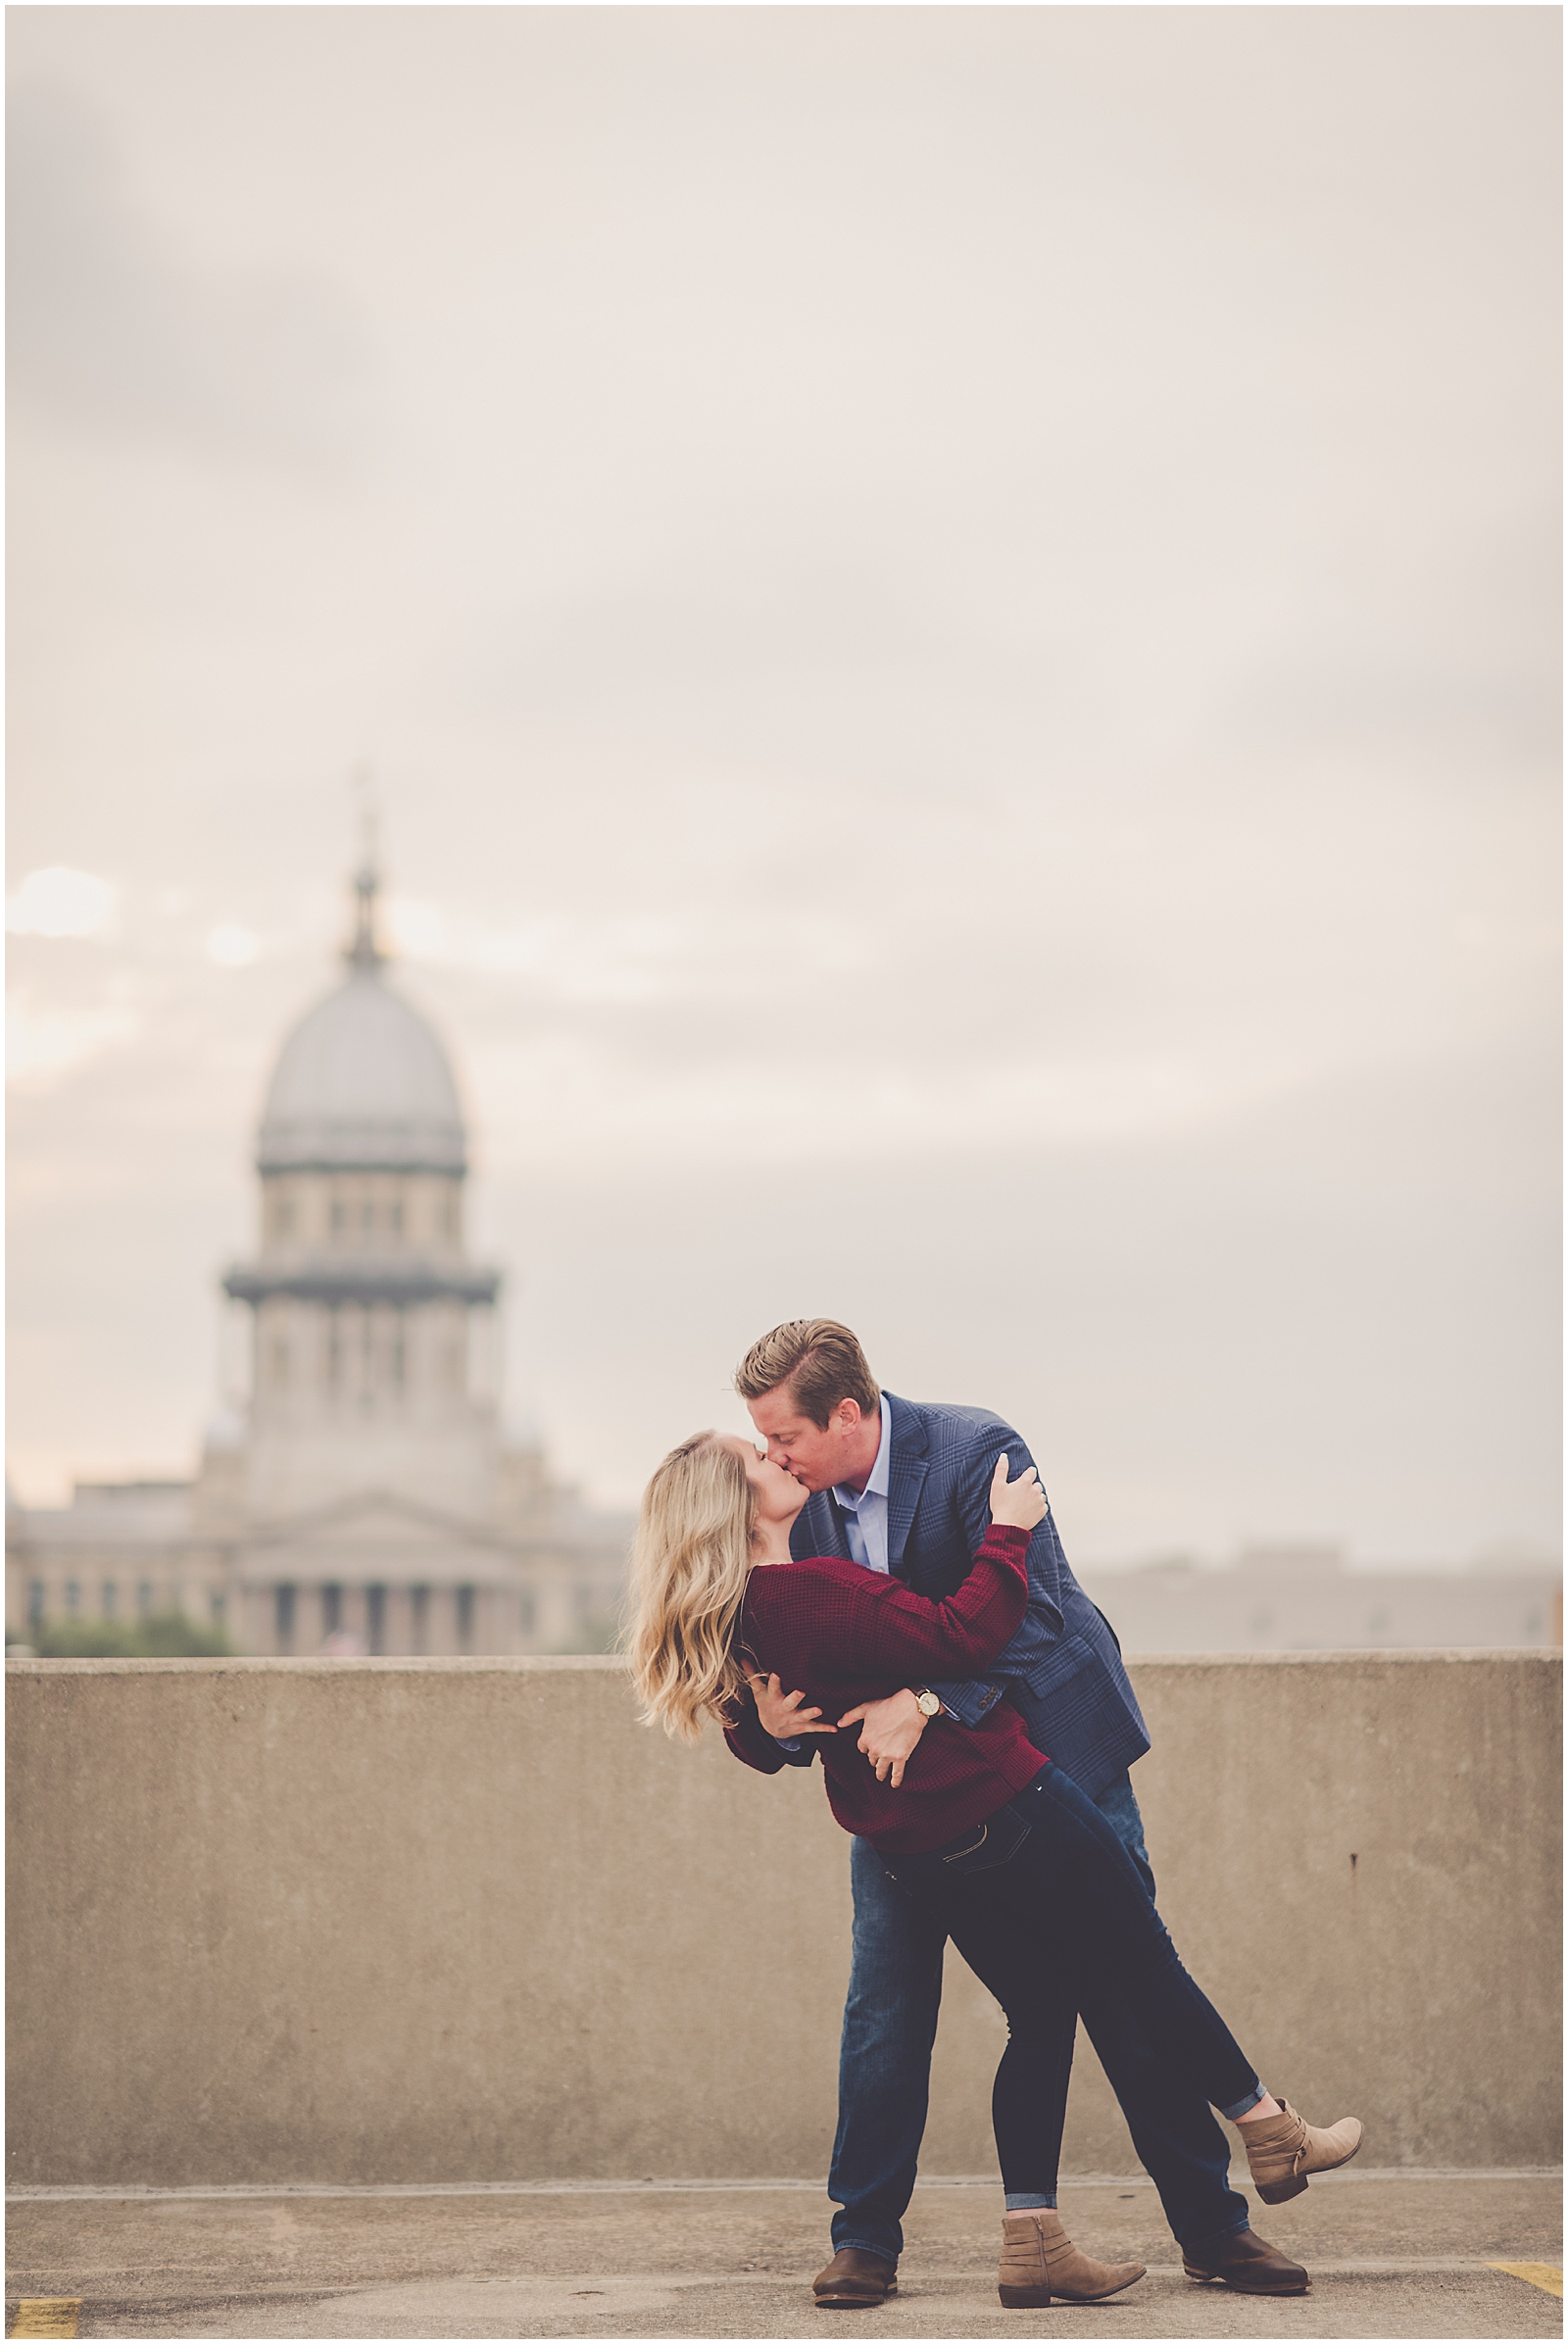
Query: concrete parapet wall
6 1651 1560 2186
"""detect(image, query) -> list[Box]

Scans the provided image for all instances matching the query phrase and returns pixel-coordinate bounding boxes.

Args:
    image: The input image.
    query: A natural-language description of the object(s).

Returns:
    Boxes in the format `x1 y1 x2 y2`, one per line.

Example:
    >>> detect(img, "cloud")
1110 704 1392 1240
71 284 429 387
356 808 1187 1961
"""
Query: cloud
6 866 120 939
462 1025 1296 1178
6 82 370 470
6 985 141 1089
382 893 875 1006
205 925 262 968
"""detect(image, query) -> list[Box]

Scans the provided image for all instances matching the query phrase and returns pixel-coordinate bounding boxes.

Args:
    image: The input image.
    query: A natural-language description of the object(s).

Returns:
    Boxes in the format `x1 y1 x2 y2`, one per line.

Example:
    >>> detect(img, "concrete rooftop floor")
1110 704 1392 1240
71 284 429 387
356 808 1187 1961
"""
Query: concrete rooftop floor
6 2172 1562 2341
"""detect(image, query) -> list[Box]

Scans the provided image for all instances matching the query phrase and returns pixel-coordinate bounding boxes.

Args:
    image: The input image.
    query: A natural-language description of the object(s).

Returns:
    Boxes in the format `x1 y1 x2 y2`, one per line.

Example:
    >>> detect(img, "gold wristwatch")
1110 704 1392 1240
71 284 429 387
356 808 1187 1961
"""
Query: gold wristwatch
911 1687 942 1720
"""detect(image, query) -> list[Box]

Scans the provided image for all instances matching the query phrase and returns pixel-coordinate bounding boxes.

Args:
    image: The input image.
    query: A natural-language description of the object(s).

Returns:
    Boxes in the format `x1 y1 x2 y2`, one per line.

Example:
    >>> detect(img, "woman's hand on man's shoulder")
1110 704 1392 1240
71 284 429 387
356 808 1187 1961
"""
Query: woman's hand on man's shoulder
988 1450 1048 1533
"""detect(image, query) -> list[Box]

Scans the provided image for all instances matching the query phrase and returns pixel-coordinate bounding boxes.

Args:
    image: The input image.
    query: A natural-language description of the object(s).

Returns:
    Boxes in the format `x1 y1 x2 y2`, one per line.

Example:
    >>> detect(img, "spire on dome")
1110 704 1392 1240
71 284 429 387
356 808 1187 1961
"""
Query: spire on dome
346 863 385 972
346 765 385 973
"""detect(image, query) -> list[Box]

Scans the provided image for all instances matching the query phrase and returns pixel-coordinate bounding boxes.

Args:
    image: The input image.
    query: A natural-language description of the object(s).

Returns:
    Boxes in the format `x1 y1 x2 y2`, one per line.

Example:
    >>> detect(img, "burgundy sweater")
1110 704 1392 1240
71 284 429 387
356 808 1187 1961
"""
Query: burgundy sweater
723 1524 1048 1853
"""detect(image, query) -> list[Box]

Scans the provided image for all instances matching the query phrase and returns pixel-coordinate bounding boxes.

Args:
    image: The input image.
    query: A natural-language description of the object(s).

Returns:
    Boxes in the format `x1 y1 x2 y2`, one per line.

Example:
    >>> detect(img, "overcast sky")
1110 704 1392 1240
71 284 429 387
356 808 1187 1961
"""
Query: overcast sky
7 6 1560 1561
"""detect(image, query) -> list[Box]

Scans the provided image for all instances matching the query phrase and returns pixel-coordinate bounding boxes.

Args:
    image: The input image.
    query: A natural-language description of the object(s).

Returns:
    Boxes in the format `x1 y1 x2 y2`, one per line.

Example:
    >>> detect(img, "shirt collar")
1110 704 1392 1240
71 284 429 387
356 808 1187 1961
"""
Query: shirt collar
837 1393 893 1510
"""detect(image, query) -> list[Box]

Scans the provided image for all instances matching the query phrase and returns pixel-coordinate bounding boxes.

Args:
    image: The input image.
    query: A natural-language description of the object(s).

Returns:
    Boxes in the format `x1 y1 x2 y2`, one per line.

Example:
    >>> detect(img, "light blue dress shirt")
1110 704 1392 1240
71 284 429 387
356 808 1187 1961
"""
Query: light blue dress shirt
832 1395 894 1574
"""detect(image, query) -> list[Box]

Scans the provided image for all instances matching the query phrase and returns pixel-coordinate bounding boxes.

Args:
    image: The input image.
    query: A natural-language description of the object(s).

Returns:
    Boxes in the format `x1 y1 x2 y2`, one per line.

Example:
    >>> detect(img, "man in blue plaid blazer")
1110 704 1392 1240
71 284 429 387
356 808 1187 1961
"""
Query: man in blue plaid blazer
734 1319 1303 2307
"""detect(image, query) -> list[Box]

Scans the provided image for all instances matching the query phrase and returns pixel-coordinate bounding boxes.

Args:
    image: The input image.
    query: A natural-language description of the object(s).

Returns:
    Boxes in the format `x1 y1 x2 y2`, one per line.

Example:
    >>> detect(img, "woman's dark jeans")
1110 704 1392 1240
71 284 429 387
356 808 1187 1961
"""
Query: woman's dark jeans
882 1764 1262 2205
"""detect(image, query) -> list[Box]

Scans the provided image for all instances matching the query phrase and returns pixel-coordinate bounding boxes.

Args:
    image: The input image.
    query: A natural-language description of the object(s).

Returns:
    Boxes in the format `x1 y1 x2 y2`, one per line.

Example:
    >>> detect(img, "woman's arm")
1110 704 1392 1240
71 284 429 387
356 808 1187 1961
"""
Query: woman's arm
748 1459 1044 1747
767 1454 1040 1685
840 1519 1031 1677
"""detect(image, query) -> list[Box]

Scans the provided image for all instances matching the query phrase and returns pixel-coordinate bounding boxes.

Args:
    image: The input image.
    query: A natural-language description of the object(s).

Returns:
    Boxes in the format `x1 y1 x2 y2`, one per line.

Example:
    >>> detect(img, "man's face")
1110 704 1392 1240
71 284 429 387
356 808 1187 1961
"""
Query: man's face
746 1386 870 1494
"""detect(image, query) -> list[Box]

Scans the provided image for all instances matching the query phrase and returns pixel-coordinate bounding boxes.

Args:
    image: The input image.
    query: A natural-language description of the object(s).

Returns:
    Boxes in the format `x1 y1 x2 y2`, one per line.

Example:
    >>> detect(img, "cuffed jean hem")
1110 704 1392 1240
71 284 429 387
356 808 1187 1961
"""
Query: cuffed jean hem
1218 2084 1266 2120
1183 2213 1254 2255
1004 2192 1057 2210
830 2239 898 2268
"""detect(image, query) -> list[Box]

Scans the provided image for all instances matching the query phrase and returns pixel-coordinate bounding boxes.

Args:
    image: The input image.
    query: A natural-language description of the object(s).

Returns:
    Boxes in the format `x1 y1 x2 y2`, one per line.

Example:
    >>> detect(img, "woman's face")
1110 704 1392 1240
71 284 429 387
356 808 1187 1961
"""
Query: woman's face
724 1436 808 1528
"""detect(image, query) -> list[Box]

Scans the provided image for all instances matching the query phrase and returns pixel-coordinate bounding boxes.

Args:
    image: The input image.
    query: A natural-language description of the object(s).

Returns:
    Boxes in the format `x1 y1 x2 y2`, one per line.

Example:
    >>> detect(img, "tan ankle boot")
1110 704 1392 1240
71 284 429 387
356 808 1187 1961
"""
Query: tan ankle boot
1242 2099 1364 2203
997 2211 1146 2308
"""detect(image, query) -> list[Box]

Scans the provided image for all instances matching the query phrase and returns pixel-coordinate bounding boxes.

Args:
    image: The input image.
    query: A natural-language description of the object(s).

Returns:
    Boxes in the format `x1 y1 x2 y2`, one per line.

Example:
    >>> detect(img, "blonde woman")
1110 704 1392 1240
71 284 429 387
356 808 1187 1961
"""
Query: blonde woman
630 1432 1363 2313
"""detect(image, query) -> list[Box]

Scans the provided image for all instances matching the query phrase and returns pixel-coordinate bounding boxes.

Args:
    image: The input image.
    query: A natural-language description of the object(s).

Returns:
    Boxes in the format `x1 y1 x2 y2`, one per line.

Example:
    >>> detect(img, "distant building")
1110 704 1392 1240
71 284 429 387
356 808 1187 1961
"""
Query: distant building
7 860 632 1655
6 1478 230 1645
1078 1542 1561 1655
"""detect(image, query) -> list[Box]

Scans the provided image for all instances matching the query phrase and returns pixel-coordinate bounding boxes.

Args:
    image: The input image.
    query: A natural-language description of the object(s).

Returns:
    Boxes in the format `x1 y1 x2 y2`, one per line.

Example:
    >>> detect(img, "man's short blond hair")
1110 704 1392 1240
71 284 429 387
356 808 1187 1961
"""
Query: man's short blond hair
734 1319 880 1430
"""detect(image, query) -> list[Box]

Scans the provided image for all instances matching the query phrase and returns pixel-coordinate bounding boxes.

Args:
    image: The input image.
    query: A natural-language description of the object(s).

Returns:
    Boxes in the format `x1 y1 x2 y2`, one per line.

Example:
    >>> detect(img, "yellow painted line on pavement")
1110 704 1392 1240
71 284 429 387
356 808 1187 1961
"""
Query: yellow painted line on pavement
8 2304 80 2339
1490 2263 1564 2298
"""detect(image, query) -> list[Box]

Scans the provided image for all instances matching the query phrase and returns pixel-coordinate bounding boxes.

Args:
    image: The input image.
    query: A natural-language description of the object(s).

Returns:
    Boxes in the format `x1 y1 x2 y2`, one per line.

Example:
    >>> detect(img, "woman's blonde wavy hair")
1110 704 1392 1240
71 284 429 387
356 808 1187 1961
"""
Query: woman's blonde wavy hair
627 1432 758 1742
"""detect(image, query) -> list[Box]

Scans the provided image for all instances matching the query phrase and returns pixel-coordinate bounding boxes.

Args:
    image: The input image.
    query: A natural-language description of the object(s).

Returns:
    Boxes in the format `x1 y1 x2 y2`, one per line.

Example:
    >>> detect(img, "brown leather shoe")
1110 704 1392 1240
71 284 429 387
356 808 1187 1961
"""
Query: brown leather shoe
998 2210 1146 2308
812 2248 898 2309
1242 2099 1364 2204
1183 2227 1309 2295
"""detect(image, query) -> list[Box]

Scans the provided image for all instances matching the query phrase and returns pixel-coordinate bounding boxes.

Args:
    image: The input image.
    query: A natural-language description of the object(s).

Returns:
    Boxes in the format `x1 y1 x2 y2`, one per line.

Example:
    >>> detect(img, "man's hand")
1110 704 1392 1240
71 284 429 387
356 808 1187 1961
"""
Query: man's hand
837 1686 931 1786
748 1673 837 1739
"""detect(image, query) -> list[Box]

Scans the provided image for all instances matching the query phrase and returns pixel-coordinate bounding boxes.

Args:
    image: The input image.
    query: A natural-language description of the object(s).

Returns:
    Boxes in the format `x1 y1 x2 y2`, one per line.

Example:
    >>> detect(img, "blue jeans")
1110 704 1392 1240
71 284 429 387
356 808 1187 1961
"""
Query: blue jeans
830 1767 1251 2264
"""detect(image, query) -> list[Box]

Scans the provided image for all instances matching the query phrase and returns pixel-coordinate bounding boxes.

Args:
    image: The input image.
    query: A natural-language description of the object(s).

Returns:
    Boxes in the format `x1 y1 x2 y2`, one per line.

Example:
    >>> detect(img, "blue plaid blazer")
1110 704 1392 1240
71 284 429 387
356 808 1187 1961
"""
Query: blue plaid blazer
788 1392 1150 1800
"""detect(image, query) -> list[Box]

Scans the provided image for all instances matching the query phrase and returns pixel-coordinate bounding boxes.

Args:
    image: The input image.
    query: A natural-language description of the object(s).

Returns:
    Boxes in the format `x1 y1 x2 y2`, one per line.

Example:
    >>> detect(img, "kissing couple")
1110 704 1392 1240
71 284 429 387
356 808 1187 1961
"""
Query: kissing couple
630 1318 1362 2311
